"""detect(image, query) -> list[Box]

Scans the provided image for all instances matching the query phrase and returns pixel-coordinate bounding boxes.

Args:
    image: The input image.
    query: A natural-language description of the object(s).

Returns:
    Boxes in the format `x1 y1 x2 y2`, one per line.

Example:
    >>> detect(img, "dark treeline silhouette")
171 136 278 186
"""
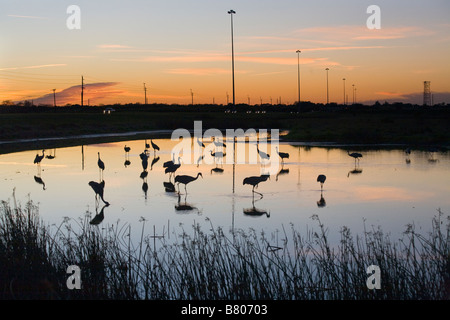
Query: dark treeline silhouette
1 100 450 115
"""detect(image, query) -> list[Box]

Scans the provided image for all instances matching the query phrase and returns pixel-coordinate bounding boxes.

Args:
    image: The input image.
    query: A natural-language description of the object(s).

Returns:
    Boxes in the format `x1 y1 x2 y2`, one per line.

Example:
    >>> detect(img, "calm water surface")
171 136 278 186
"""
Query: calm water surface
1 137 449 245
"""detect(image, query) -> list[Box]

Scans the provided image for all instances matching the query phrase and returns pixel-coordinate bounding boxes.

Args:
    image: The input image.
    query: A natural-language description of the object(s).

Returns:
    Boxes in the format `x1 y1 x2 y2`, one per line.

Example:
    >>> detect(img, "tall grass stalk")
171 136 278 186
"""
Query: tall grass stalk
0 196 448 300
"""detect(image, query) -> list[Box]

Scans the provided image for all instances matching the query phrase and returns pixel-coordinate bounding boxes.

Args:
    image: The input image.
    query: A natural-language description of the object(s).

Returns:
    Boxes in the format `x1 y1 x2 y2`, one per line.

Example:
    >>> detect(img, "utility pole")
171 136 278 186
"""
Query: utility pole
342 78 346 105
326 68 329 105
190 89 194 105
228 9 236 110
81 76 84 107
53 89 56 107
144 83 148 105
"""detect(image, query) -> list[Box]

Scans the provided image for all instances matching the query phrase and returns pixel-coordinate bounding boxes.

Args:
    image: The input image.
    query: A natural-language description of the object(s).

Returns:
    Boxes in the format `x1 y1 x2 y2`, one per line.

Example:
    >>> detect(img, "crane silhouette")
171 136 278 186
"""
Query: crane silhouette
256 144 270 163
348 151 362 163
45 149 56 159
88 180 110 206
213 136 226 149
243 174 270 198
140 152 149 171
174 172 203 194
124 145 131 153
317 174 326 190
165 157 182 179
34 150 45 165
276 147 289 163
97 152 105 179
197 137 205 148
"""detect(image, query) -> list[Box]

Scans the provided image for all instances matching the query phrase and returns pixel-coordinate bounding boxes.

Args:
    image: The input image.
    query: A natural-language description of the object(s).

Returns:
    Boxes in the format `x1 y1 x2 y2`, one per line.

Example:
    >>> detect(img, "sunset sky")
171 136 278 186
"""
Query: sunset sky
1 0 449 106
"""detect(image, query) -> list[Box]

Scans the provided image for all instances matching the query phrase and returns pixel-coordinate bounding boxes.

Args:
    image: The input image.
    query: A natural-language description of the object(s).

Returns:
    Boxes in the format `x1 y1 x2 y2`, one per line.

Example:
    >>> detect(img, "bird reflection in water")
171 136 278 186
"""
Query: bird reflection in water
124 145 131 167
317 190 326 208
140 170 149 200
275 164 289 181
175 193 199 214
243 191 270 218
34 174 46 190
347 164 363 178
89 203 109 225
211 167 224 175
151 155 160 170
316 174 326 208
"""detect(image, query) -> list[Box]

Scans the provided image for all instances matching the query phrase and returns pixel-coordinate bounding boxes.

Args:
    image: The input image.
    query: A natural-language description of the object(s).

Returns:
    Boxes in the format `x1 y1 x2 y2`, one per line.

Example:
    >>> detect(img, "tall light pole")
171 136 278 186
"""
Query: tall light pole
190 89 194 105
325 68 329 105
352 84 355 104
144 83 148 105
296 50 301 106
342 78 346 105
52 89 56 107
228 9 236 109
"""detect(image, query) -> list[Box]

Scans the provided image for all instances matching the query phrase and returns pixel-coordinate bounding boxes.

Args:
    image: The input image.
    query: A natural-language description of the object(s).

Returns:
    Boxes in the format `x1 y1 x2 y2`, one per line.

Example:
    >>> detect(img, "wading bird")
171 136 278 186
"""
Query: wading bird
174 172 203 194
213 136 226 149
348 151 362 163
197 137 205 148
256 144 270 163
124 145 131 154
97 152 105 179
243 174 270 198
276 147 289 163
317 174 326 190
165 157 182 178
88 180 110 206
34 150 45 165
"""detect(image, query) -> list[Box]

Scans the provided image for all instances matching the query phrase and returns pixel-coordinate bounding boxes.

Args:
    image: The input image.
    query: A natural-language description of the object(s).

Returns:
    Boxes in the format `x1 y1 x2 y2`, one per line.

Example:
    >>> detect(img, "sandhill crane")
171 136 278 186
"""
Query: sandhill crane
163 153 176 168
88 180 110 206
46 149 56 159
174 172 203 194
34 150 45 165
213 136 226 149
317 174 326 190
151 139 160 154
348 151 362 163
243 174 270 198
97 152 105 179
197 137 205 148
165 157 182 178
256 144 270 163
276 147 289 163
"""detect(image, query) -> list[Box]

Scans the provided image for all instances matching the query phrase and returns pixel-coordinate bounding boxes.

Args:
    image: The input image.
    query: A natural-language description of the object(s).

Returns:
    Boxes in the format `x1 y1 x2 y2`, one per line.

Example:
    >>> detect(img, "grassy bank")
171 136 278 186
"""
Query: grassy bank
0 196 448 300
1 104 450 154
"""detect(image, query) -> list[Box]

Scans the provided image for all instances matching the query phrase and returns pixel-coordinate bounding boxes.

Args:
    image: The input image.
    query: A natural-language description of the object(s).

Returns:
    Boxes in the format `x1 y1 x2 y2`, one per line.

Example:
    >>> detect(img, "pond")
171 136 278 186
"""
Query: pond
1 135 449 246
